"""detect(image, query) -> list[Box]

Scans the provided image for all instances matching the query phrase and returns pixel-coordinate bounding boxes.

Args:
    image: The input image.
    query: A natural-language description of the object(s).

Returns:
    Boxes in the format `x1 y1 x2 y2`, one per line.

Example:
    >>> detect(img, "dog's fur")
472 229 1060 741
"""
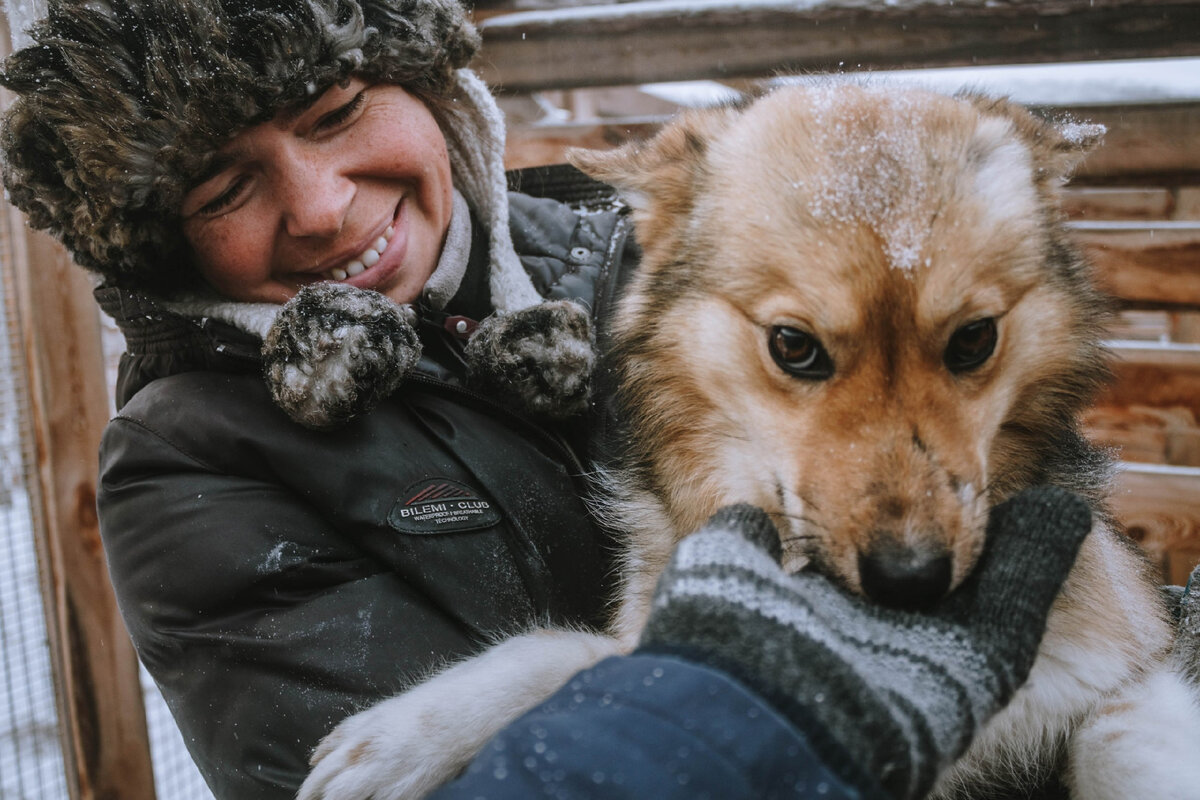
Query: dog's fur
297 84 1200 800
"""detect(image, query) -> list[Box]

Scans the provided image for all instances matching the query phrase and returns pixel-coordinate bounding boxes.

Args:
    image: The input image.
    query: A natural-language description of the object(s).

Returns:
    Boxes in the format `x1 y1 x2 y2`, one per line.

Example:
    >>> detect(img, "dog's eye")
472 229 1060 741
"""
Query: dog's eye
945 318 997 373
769 326 833 379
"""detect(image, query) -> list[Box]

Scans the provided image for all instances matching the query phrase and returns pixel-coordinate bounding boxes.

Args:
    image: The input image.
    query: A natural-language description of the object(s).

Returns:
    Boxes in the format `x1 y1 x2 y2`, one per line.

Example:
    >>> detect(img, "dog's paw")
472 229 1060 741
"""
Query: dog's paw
297 692 468 800
297 629 621 800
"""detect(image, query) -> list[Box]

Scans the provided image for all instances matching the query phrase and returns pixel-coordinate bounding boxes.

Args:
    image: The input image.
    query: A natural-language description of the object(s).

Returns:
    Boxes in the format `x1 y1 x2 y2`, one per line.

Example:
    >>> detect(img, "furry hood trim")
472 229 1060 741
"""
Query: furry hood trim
0 0 538 311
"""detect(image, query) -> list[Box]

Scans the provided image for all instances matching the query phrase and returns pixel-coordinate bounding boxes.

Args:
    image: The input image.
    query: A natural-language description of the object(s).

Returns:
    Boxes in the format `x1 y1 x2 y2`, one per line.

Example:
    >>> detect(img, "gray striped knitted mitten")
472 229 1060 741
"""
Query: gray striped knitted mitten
639 488 1092 800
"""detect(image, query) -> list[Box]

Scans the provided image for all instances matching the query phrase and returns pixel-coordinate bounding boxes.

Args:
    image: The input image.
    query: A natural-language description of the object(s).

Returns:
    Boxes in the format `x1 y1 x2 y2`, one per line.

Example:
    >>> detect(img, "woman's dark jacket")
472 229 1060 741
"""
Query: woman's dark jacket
95 166 637 799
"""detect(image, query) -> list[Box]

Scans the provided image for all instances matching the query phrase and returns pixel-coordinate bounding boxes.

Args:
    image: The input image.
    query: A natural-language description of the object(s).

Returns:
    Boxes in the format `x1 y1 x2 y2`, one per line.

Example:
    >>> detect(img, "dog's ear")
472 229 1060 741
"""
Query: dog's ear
1036 115 1106 180
961 92 1105 184
569 103 742 245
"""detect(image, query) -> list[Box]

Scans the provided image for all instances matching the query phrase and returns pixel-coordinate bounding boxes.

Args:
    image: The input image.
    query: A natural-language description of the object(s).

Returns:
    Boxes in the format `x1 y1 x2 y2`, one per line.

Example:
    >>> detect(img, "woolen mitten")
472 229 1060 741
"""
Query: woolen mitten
639 488 1092 800
262 282 421 429
464 299 595 419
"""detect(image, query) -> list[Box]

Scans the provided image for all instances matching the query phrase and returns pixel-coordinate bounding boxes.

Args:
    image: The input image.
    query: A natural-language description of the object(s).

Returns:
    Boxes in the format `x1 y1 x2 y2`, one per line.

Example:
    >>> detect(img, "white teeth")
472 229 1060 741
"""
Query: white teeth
325 224 397 280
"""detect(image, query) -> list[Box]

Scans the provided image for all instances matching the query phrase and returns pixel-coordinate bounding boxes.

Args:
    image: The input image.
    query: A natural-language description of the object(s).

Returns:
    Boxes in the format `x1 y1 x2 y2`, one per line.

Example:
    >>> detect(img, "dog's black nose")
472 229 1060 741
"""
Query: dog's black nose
858 541 952 609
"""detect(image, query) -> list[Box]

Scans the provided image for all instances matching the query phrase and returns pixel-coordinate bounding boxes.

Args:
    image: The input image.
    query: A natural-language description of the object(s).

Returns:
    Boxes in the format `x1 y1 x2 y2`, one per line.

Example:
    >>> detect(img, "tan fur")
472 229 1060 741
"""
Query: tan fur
576 84 1196 795
579 86 1108 593
299 85 1200 800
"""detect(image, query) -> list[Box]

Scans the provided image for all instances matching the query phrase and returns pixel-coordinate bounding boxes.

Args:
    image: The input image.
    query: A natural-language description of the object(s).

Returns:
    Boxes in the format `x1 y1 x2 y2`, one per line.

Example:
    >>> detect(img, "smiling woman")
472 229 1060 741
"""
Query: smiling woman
181 81 455 306
0 0 636 797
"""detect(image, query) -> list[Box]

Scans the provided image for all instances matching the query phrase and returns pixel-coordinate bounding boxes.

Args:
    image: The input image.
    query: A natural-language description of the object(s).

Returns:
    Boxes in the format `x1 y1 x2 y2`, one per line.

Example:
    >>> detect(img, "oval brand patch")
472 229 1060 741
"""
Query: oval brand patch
388 479 503 535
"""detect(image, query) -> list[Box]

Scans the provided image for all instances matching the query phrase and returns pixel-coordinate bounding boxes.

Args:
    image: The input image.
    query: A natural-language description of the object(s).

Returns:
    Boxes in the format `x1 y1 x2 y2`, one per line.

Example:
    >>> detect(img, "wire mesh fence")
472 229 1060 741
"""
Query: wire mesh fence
0 499 67 800
0 213 213 800
0 498 67 800
0 220 68 800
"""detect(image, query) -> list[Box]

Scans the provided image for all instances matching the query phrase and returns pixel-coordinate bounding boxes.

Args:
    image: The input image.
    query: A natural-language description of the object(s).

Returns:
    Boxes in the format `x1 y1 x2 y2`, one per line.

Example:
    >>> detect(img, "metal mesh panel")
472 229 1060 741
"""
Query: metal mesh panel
0 130 211 800
0 264 217 800
0 502 67 800
0 4 69 792
0 233 68 799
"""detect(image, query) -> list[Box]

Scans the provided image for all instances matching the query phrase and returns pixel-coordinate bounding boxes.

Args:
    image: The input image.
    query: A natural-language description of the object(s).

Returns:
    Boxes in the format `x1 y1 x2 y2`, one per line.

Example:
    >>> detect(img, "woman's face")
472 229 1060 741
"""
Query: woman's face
181 79 453 305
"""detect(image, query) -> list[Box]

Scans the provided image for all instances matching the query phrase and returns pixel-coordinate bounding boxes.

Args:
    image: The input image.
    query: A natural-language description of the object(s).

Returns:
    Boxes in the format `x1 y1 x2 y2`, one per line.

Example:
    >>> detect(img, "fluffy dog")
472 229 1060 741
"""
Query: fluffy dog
298 84 1200 800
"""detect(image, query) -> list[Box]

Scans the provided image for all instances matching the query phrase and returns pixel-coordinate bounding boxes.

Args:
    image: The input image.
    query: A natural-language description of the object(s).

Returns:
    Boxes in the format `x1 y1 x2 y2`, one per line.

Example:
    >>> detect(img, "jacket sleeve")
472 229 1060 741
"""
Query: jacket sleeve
98 409 484 799
430 653 876 800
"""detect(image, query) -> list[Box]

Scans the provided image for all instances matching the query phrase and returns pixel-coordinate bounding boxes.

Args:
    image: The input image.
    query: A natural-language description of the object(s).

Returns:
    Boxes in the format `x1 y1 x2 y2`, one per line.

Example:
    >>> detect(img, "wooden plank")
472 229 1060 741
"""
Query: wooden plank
1104 310 1200 343
1069 221 1200 307
1171 310 1200 342
1110 462 1200 585
477 0 1200 93
1065 103 1200 183
505 100 1200 181
1107 309 1174 341
1179 188 1200 218
0 15 156 799
506 119 659 169
1 215 156 800
1062 188 1176 221
1087 342 1200 467
1084 404 1200 467
1101 341 1200 419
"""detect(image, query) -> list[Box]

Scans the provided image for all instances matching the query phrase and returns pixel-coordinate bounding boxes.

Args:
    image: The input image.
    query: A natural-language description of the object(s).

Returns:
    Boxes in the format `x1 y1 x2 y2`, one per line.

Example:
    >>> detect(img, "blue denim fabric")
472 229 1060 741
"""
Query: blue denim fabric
431 653 867 800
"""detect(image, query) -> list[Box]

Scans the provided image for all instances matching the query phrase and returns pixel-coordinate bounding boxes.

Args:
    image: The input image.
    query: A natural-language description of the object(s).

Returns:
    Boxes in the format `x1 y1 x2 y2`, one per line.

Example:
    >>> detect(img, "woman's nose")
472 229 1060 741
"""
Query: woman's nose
279 156 354 239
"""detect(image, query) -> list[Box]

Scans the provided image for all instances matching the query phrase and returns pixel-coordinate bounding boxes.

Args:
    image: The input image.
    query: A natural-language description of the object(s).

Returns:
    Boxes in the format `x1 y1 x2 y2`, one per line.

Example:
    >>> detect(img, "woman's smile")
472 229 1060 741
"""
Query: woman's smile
319 220 395 282
181 80 453 306
306 199 405 290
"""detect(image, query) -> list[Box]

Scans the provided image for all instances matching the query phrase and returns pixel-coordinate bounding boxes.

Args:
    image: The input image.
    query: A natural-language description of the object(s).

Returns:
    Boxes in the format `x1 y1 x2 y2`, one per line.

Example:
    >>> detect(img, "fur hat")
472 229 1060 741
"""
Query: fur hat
2 0 589 427
0 0 536 311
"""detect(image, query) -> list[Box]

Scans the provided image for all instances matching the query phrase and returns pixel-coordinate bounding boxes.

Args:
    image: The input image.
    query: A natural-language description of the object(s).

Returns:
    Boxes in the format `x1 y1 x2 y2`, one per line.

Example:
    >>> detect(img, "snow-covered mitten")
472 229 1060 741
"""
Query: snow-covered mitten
639 488 1092 800
262 282 421 429
464 299 595 419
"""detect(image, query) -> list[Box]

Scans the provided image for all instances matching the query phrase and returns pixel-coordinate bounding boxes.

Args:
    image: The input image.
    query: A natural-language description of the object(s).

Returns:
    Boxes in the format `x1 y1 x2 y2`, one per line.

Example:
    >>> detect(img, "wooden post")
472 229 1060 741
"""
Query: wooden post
477 0 1200 92
0 12 157 800
1112 463 1200 585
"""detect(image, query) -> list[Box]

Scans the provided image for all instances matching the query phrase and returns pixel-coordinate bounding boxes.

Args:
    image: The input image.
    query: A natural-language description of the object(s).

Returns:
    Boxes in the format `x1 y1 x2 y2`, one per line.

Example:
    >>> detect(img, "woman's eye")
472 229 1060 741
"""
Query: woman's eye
769 326 833 380
316 90 365 131
944 317 998 373
197 174 250 216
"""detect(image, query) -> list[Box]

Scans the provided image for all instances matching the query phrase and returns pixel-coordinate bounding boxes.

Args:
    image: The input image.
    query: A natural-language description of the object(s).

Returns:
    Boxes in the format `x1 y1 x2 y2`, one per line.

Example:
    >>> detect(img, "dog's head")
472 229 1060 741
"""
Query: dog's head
575 84 1110 608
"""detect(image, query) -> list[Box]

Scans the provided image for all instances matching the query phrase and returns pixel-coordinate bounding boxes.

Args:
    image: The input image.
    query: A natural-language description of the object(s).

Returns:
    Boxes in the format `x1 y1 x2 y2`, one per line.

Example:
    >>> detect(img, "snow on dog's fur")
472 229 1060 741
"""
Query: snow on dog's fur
298 85 1200 800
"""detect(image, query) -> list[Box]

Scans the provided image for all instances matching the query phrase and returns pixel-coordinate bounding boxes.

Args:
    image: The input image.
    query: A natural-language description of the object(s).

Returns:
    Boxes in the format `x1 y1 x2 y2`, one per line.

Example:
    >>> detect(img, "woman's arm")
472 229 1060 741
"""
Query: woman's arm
100 411 485 798
98 367 611 798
